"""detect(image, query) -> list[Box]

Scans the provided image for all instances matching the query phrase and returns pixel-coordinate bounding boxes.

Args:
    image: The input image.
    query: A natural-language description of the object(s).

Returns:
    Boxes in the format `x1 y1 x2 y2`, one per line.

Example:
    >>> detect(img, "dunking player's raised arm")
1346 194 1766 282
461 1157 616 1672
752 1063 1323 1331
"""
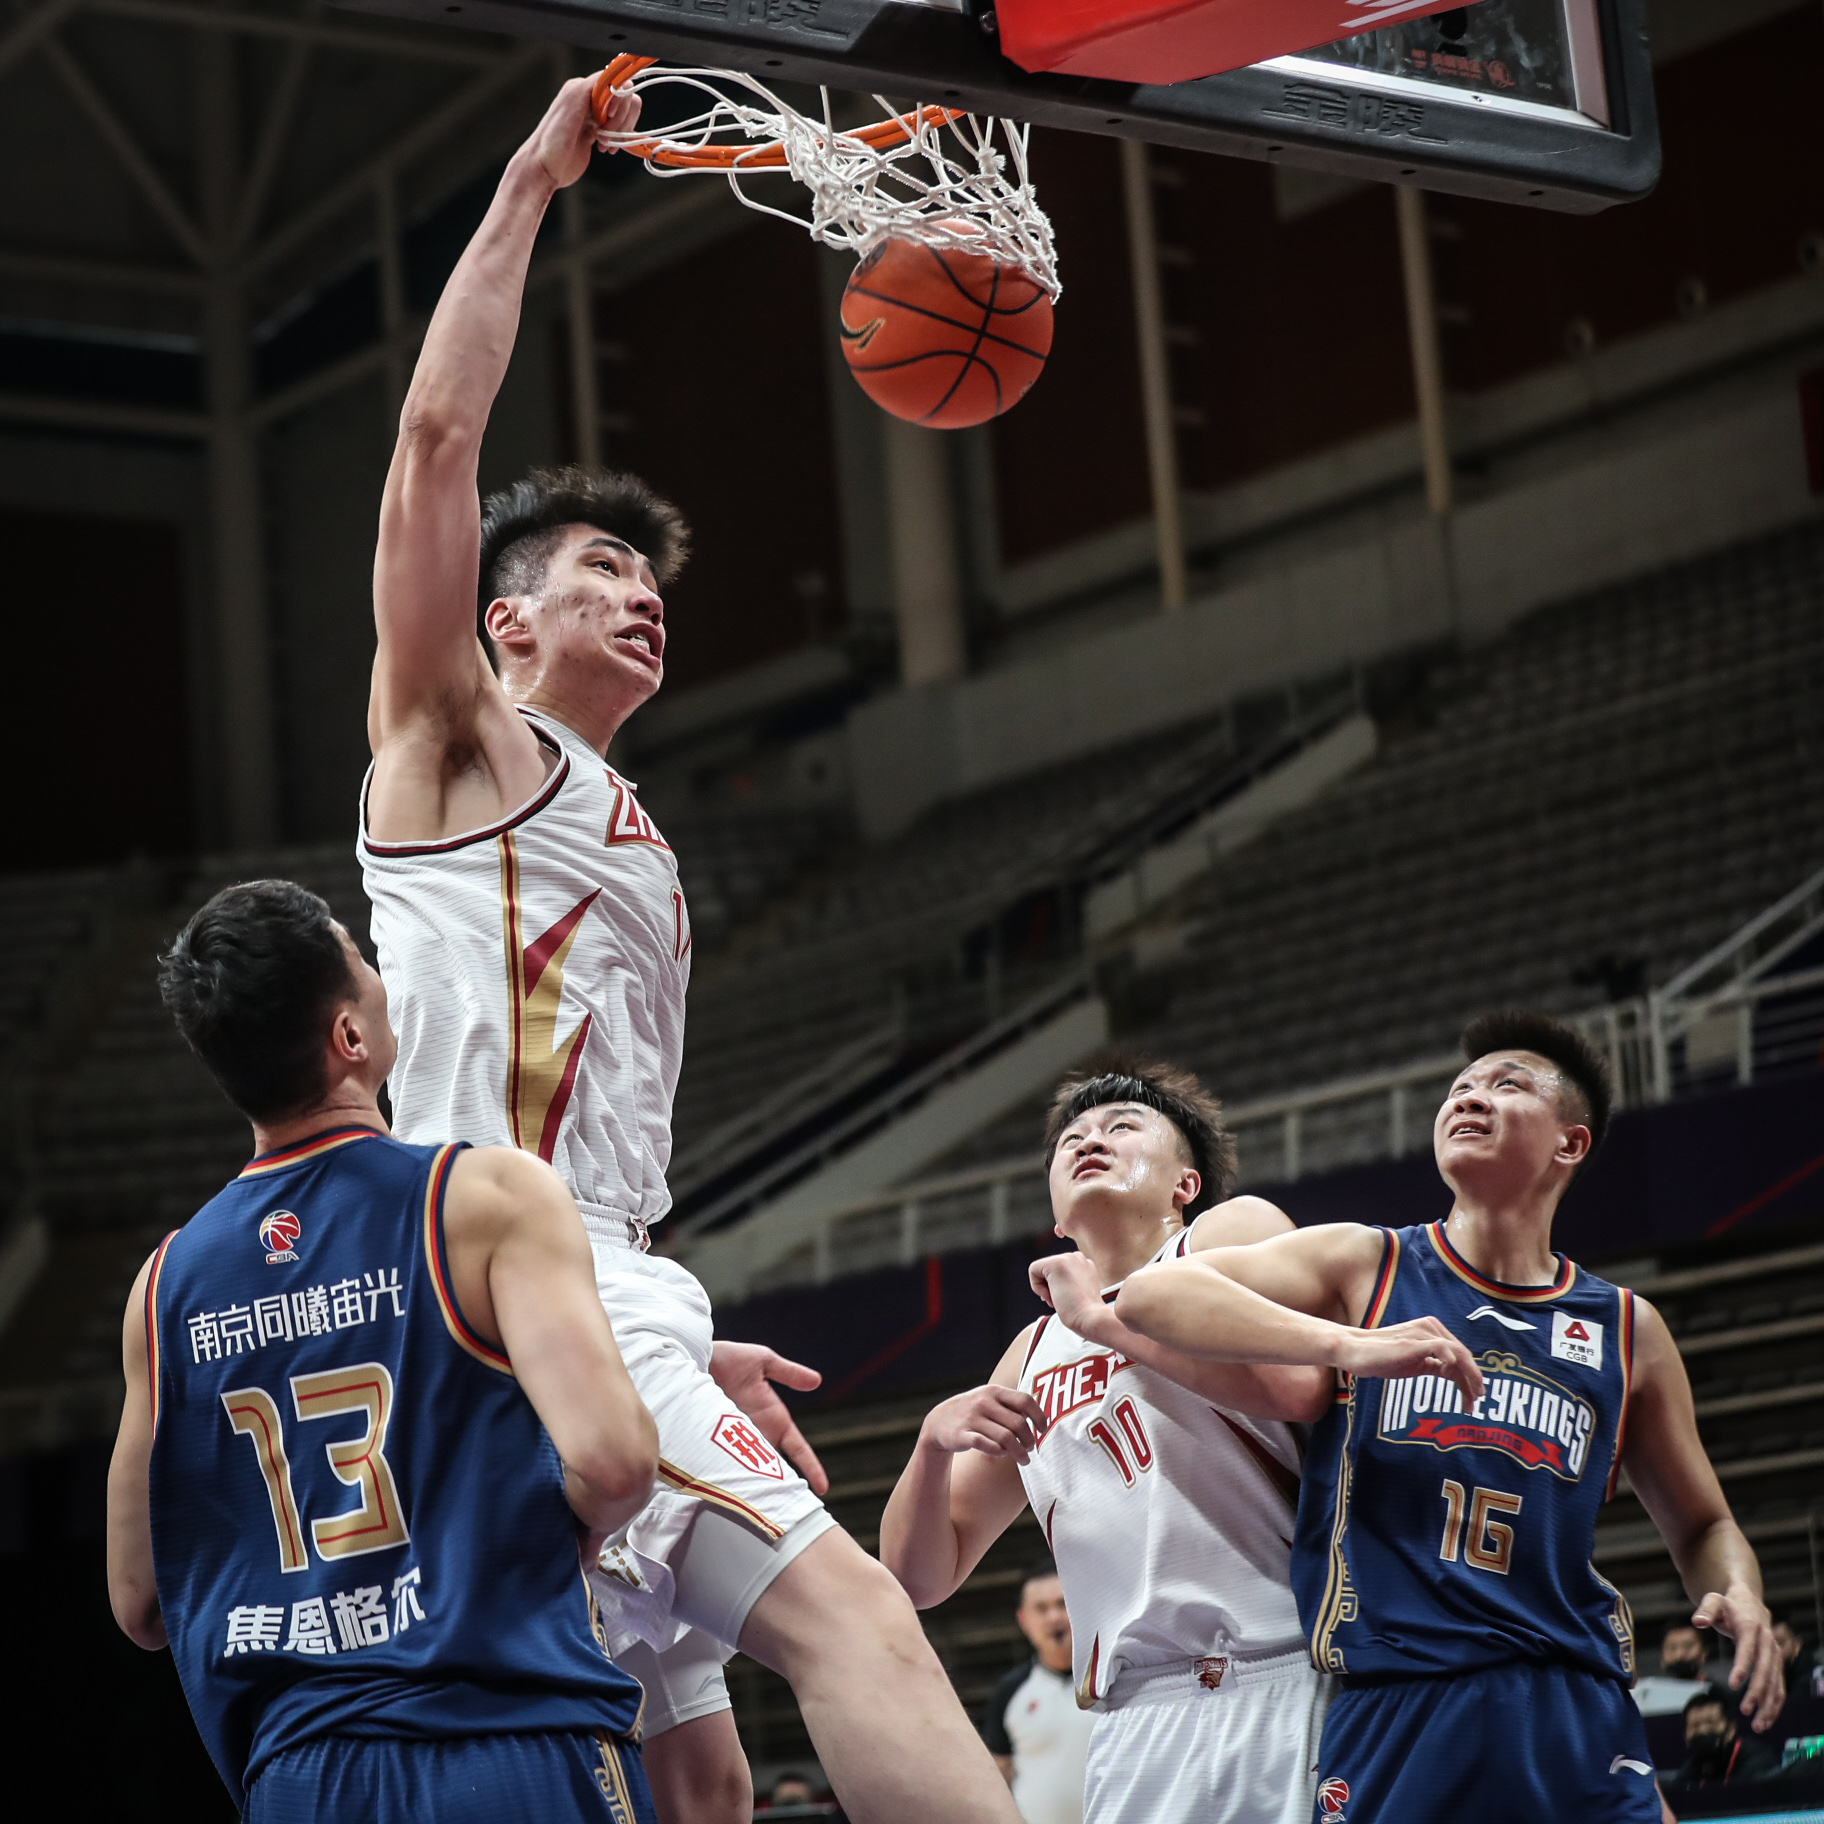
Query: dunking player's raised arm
1113 1222 1486 1406
367 77 638 842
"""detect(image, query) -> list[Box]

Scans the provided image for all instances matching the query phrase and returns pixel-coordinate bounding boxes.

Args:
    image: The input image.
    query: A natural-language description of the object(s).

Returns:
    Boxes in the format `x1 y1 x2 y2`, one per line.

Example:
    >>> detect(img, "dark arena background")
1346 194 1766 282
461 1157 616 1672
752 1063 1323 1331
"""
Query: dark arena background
1 0 1822 1817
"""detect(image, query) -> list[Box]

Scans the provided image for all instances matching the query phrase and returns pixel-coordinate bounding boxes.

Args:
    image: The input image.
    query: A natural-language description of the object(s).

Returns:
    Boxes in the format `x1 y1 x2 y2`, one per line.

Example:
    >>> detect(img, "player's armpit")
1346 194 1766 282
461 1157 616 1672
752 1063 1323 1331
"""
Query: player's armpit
1623 1297 1783 1728
447 1147 658 1540
106 1249 166 1650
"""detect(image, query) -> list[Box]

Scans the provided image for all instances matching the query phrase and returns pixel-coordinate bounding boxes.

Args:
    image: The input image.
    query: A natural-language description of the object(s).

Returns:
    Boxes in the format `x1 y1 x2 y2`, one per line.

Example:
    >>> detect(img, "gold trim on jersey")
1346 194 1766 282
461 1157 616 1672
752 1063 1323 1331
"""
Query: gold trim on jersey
499 832 599 1163
1589 1559 1637 1679
592 1730 639 1821
1311 1227 1400 1672
1310 1382 1361 1675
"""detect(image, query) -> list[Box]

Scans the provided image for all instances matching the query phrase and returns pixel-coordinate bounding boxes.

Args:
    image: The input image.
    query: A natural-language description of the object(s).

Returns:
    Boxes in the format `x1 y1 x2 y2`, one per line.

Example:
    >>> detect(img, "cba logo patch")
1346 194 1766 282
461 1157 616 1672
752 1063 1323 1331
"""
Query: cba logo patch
1317 1777 1350 1818
711 1413 784 1479
259 1210 301 1264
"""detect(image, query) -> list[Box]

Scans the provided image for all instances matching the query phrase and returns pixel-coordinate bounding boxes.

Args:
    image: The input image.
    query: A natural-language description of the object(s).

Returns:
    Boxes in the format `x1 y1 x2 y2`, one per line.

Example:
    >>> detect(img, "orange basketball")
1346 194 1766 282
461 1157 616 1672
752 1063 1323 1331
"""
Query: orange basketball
839 236 1054 429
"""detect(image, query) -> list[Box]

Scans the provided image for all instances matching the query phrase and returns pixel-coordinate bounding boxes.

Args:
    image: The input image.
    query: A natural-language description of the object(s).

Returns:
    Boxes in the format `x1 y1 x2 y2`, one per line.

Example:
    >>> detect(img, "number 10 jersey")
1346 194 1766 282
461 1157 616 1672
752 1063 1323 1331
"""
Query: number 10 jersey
1016 1231 1309 1706
1291 1221 1637 1685
145 1128 642 1801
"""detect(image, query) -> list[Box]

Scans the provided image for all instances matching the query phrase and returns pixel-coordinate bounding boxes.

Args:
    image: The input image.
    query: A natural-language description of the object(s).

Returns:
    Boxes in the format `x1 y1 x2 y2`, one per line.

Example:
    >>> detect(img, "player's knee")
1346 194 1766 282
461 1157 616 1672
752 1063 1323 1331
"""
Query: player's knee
745 1528 929 1671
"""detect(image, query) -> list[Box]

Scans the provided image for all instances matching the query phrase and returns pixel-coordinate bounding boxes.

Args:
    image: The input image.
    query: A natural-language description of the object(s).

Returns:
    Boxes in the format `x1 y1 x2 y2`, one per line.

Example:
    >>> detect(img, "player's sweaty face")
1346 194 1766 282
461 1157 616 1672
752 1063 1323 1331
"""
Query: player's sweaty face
1433 1052 1579 1187
1049 1102 1184 1232
535 527 665 700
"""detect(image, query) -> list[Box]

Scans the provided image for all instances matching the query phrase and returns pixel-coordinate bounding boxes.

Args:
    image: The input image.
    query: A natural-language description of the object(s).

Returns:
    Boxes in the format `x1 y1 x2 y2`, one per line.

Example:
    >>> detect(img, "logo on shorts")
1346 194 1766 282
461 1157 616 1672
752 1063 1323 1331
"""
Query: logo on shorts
1193 1656 1229 1690
711 1413 784 1479
259 1210 301 1264
1317 1777 1350 1819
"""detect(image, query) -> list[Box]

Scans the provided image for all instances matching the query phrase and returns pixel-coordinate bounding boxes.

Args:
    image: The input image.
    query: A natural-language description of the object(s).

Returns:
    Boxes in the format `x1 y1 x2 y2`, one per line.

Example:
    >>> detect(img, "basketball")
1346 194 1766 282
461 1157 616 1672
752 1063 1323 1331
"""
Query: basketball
839 236 1055 429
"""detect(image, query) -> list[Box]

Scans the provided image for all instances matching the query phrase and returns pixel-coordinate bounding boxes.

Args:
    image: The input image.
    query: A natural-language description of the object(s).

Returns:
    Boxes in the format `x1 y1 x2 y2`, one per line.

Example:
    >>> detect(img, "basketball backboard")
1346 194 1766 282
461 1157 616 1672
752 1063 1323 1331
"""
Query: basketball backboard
336 0 1659 212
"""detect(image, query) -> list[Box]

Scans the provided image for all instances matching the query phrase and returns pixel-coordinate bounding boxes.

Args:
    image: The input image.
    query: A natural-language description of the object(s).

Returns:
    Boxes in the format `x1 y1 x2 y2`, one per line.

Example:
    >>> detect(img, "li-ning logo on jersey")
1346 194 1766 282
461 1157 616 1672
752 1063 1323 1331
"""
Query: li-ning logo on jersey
259 1210 301 1264
1378 1350 1595 1480
1030 1350 1133 1426
1317 1777 1350 1819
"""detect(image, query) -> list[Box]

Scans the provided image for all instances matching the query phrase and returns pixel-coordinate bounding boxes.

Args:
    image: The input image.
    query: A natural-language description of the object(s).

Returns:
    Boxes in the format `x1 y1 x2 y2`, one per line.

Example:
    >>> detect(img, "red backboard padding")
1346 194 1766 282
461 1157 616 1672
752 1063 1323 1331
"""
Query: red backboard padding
995 0 1473 84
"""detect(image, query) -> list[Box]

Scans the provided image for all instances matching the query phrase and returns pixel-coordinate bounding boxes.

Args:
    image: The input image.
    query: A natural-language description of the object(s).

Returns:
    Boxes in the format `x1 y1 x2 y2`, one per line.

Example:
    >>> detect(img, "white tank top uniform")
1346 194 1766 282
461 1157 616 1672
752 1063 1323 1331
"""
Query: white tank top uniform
1016 1230 1330 1824
361 710 829 1696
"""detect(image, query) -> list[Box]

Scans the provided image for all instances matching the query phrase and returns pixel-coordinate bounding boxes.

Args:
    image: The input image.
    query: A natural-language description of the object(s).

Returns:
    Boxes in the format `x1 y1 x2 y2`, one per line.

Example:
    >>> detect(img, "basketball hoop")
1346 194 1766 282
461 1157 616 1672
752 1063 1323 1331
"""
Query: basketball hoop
589 56 1060 302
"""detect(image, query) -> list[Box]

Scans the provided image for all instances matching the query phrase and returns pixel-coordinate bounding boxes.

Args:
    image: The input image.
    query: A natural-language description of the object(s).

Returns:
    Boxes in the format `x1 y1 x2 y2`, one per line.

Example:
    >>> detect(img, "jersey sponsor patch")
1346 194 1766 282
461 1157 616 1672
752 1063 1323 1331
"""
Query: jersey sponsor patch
1030 1349 1132 1426
1377 1351 1596 1480
710 1412 784 1479
1194 1655 1229 1689
259 1210 301 1264
1551 1312 1603 1369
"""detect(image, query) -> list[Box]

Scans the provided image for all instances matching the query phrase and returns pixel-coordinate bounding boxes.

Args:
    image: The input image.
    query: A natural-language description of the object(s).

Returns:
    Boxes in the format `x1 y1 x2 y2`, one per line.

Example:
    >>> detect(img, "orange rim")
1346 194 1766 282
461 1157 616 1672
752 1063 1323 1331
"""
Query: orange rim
591 57 960 170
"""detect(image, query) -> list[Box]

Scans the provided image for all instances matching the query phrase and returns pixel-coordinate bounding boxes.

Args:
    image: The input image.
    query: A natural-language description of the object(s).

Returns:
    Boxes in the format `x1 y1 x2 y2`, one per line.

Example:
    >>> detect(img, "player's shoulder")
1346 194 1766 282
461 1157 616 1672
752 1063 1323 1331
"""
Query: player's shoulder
992 1319 1045 1386
447 1143 569 1211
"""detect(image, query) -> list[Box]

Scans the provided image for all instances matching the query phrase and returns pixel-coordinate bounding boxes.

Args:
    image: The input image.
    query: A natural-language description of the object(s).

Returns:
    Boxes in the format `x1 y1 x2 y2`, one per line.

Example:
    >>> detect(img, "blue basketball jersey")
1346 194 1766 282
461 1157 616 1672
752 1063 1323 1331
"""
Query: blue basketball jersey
146 1127 644 1800
1291 1221 1637 1684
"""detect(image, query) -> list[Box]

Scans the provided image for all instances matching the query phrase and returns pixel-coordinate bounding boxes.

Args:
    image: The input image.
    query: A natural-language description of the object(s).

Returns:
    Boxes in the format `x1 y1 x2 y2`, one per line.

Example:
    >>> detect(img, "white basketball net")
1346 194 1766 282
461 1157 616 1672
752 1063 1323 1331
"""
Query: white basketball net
594 60 1060 300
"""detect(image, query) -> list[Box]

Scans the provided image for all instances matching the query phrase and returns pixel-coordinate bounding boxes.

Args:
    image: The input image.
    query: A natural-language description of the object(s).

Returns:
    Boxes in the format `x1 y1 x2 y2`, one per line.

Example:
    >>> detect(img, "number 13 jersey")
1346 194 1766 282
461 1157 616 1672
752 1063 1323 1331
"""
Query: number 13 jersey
1016 1232 1309 1706
145 1129 641 1801
1291 1221 1637 1684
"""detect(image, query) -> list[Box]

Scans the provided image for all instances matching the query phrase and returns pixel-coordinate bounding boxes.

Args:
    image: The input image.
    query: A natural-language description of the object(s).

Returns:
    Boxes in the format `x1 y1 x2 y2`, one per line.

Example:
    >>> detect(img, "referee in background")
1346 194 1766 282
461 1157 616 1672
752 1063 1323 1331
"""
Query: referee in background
983 1564 1094 1824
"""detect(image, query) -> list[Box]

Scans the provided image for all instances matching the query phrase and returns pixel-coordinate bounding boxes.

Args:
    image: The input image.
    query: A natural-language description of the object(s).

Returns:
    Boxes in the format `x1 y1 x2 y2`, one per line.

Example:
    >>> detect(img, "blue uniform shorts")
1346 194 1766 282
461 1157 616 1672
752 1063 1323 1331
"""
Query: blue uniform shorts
246 1728 656 1824
1312 1662 1660 1824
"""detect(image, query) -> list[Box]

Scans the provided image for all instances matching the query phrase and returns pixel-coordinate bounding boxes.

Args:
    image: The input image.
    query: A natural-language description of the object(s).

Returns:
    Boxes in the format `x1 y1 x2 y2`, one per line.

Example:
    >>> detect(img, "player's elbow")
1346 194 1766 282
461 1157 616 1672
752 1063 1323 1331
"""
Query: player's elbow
569 1415 660 1519
110 1579 167 1651
395 394 484 465
1112 1270 1171 1341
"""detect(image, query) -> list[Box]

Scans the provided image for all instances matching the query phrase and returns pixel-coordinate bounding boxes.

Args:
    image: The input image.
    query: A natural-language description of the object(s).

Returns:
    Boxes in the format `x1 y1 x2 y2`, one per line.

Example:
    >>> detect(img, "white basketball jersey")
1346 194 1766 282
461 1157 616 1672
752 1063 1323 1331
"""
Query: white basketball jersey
360 709 691 1232
1017 1232 1307 1706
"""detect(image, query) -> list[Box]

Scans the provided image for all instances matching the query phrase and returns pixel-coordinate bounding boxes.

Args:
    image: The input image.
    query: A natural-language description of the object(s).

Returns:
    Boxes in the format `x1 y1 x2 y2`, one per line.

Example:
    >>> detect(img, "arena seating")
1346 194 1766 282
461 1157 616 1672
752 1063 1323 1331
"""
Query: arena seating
934 514 1824 1176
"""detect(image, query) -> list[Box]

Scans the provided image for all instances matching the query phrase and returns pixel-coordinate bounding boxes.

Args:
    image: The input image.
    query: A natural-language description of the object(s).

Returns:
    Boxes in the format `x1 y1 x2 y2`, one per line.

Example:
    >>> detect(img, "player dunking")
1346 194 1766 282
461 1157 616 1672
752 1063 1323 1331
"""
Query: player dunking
107 881 661 1820
361 73 1021 1824
1106 1011 1783 1824
882 1060 1347 1824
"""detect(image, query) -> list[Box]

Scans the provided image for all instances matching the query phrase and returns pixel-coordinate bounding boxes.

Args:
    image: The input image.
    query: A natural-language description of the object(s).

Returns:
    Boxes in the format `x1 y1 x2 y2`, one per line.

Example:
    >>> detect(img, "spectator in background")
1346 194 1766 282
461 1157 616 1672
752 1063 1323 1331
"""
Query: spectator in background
771 1773 815 1807
983 1565 1094 1824
1773 1619 1815 1697
1634 1623 1714 1716
1662 1690 1780 1800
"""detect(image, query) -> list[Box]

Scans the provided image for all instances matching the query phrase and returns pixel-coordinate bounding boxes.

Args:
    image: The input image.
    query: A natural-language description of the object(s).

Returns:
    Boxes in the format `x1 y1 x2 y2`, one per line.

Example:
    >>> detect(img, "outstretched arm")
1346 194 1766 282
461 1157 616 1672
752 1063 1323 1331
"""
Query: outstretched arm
106 1249 166 1650
880 1330 1040 1609
368 77 638 833
1028 1198 1334 1424
1113 1222 1485 1406
445 1147 658 1547
1623 1296 1783 1729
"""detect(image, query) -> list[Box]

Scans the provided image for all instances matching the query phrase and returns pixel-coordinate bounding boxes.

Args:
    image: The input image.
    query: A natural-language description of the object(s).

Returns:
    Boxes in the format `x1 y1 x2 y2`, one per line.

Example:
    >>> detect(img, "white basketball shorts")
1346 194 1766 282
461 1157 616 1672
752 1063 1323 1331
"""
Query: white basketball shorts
1084 1649 1331 1824
580 1218 833 1732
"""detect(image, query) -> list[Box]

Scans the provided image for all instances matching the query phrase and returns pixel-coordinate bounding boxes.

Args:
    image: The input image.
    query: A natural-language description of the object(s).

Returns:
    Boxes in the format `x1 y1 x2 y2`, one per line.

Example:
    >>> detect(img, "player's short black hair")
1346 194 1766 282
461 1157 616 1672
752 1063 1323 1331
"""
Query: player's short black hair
159 880 359 1122
1459 1009 1612 1154
478 464 690 620
1043 1054 1236 1215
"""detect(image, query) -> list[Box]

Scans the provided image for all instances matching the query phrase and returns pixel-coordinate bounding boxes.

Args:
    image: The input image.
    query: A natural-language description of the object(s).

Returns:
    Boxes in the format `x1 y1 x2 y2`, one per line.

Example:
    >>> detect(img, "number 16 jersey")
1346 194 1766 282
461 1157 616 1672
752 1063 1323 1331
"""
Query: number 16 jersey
1016 1232 1309 1706
1291 1221 1637 1685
